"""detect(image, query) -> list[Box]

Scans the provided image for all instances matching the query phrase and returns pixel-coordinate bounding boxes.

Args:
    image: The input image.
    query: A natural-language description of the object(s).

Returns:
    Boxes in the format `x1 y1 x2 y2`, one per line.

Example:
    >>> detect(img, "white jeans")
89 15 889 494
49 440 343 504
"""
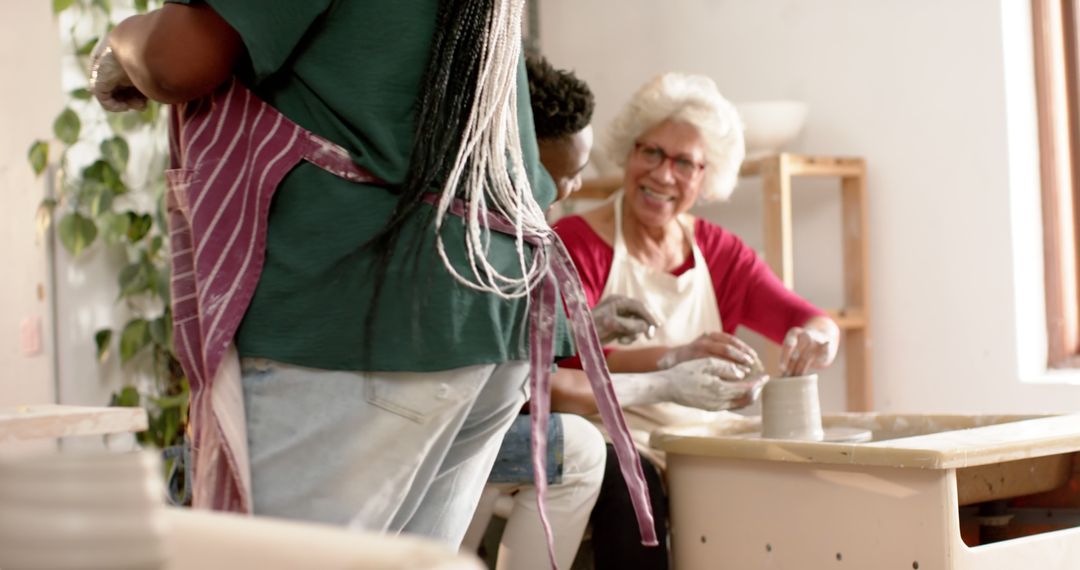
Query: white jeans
240 358 529 546
486 414 606 570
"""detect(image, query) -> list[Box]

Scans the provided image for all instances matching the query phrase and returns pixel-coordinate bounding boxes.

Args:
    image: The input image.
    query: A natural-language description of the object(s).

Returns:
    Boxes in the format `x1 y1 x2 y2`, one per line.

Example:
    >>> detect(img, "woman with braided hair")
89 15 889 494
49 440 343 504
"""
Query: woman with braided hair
89 0 658 559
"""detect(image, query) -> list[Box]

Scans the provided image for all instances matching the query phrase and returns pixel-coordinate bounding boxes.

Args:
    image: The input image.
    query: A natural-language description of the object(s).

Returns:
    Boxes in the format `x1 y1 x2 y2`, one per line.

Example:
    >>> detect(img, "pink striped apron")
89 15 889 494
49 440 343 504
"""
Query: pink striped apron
166 78 658 561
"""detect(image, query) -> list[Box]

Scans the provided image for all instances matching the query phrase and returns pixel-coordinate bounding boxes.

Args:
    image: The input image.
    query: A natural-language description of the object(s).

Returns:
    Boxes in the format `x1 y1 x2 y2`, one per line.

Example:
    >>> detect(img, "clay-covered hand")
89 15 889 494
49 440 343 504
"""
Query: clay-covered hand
592 295 661 344
656 332 762 373
89 36 147 113
656 358 768 411
779 326 834 376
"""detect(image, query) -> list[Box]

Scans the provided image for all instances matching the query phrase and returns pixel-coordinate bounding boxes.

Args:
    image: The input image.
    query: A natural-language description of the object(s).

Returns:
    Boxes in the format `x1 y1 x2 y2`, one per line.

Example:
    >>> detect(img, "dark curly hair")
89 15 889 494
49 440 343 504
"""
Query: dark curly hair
526 54 594 141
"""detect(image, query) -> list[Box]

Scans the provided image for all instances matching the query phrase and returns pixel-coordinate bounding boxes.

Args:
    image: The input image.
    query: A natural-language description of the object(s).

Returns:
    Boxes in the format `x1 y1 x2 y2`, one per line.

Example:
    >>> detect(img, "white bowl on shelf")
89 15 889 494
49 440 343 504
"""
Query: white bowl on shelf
735 100 809 158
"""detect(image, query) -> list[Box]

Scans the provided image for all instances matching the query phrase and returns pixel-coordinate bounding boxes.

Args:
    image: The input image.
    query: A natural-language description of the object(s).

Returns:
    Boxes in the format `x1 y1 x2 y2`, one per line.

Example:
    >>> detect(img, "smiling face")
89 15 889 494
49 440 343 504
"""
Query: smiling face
622 119 707 229
540 124 594 203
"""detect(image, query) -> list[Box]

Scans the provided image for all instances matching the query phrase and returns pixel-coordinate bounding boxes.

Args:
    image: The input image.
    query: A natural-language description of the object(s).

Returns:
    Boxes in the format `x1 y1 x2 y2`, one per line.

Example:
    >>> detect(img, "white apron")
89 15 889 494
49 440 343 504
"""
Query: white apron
597 191 729 467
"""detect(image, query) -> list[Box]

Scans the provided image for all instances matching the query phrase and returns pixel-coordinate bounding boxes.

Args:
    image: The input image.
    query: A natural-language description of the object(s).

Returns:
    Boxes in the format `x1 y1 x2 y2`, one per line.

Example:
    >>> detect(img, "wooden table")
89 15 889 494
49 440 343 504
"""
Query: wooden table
0 404 148 442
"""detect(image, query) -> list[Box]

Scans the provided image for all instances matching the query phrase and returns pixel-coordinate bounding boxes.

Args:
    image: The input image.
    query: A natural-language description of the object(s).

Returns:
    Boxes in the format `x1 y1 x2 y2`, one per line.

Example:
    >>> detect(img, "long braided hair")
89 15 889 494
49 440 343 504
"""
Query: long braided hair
364 0 551 353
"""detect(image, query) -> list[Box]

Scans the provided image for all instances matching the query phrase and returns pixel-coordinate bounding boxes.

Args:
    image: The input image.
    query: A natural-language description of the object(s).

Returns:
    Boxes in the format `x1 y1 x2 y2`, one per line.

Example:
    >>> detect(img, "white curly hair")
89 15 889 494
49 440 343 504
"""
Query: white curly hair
606 72 745 202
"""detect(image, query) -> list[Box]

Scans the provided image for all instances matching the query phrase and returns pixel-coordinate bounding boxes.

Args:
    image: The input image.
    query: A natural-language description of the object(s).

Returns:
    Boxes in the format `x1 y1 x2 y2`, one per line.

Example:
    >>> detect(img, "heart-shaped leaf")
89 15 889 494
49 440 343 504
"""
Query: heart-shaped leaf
127 212 153 242
95 329 113 362
103 211 131 244
28 140 48 176
110 385 141 408
88 186 114 217
53 108 80 145
119 318 151 365
57 212 98 256
100 137 129 173
118 260 151 298
82 160 126 195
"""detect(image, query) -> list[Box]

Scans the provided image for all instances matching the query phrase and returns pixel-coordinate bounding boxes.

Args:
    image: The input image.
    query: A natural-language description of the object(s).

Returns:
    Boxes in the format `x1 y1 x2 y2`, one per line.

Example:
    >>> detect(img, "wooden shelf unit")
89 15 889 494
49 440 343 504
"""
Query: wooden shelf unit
573 153 873 412
747 153 872 412
747 152 872 410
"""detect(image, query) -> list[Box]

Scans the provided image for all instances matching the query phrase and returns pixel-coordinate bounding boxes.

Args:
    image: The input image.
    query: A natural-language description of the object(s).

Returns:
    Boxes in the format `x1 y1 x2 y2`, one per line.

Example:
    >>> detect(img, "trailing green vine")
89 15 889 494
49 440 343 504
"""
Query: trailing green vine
30 0 188 464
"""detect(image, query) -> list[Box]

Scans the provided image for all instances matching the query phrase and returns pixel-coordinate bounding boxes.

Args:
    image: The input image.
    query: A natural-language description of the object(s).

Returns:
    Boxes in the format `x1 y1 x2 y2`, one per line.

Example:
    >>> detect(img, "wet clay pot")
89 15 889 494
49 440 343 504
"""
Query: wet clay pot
761 373 824 441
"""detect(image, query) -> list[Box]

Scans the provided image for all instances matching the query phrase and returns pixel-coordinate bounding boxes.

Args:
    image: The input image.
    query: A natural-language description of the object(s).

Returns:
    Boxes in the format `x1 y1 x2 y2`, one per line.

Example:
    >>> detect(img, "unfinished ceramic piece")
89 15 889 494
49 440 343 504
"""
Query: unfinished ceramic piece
761 373 824 441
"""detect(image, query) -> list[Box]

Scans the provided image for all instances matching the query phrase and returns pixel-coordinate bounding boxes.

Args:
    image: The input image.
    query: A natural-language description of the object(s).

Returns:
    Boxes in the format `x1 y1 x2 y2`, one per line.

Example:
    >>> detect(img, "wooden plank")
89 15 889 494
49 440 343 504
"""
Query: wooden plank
740 154 864 178
825 307 866 330
842 172 873 411
739 156 767 177
0 405 148 442
841 175 869 310
844 329 873 412
582 154 862 193
786 155 865 177
761 155 795 289
955 452 1073 506
587 155 863 189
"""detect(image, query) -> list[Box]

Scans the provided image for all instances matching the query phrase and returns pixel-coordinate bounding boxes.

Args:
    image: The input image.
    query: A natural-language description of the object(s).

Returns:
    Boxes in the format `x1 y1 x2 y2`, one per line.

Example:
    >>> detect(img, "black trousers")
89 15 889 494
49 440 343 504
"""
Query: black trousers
589 444 669 570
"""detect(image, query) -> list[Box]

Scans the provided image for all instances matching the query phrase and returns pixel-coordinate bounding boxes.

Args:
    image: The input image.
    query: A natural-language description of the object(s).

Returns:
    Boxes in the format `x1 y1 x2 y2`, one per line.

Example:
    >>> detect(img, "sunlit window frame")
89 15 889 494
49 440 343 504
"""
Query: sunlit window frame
1033 0 1080 368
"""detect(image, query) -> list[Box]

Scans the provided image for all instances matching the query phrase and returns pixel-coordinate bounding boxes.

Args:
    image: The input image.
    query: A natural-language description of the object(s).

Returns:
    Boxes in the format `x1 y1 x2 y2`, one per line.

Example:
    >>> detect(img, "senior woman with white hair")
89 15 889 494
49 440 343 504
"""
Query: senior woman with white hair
550 73 839 569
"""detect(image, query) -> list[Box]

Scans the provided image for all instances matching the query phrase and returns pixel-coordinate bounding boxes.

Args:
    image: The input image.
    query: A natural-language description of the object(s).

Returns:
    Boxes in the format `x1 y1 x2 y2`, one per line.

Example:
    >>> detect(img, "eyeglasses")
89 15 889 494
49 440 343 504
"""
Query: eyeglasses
633 143 706 180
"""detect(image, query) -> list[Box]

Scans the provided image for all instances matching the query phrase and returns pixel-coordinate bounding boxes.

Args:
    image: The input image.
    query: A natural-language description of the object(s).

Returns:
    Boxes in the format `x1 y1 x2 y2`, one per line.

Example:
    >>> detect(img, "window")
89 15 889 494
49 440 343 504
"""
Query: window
1033 0 1080 368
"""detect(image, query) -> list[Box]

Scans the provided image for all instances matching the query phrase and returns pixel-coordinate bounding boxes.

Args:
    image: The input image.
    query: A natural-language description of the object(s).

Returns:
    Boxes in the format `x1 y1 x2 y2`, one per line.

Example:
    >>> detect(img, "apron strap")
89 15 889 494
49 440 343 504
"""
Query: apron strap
298 130 385 186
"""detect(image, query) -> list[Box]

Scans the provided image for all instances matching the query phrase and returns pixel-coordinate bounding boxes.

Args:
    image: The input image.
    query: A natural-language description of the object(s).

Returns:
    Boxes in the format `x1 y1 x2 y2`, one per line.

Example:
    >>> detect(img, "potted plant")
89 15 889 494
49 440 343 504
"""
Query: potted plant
30 0 189 505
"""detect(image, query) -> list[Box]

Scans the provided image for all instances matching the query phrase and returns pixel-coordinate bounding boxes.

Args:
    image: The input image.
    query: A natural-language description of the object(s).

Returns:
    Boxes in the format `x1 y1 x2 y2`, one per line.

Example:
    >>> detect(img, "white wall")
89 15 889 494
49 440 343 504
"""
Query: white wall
0 3 62 410
540 0 1080 413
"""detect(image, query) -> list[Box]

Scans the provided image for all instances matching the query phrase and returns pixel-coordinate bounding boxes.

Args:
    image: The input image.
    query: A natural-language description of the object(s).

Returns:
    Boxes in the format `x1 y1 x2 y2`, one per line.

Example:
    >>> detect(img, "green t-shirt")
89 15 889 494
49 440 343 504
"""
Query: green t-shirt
171 0 572 371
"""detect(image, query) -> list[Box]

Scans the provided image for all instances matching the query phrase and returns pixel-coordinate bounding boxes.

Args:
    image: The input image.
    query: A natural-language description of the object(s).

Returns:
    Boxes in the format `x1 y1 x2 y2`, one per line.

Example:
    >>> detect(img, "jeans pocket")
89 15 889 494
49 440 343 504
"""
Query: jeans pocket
364 370 484 424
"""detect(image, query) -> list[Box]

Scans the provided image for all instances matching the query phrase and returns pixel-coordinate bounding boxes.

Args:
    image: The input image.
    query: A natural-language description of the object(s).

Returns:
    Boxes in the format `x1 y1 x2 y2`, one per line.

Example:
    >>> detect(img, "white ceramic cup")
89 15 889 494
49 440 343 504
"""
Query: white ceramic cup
760 374 825 441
